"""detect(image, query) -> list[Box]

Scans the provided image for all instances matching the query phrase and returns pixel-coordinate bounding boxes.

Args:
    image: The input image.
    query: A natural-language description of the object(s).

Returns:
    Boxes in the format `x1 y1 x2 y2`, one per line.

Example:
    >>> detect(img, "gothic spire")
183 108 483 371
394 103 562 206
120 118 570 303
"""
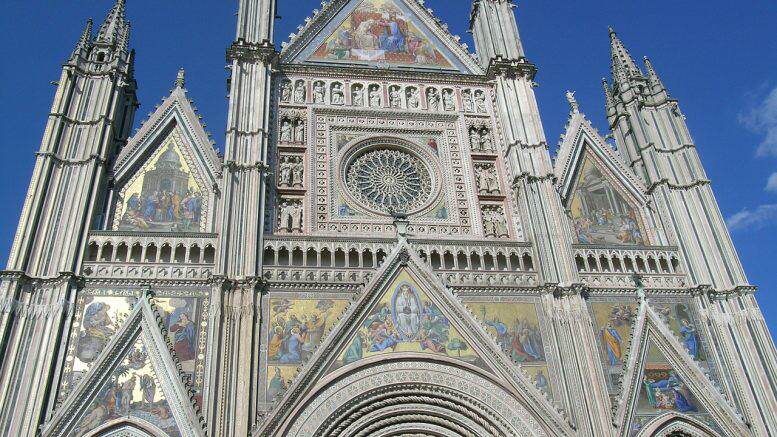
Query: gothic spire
71 18 93 59
602 78 615 113
96 0 130 52
609 27 642 86
643 56 667 93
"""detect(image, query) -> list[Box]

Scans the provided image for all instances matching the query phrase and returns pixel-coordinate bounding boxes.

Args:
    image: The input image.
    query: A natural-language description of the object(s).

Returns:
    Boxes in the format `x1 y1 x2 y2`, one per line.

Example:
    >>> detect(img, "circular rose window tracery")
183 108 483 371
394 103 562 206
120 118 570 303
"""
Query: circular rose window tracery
345 148 433 215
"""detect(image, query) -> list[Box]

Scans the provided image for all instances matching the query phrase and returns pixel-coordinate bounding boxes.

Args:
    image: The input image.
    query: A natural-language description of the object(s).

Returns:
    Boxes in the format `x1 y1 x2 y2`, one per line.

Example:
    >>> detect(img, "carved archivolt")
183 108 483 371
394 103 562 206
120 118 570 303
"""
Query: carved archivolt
281 360 548 437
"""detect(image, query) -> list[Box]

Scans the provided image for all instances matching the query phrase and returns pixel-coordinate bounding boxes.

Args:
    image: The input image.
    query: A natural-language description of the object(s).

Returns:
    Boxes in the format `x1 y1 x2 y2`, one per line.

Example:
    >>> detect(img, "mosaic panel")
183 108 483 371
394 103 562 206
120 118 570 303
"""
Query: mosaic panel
75 338 182 437
265 298 350 401
114 130 207 233
570 155 645 245
332 271 481 371
308 0 455 70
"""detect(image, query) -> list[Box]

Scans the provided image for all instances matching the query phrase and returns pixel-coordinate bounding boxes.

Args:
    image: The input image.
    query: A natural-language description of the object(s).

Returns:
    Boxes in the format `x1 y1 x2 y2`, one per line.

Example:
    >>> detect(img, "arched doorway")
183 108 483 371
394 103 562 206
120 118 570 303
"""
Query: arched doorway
82 417 169 437
276 356 551 437
635 413 722 437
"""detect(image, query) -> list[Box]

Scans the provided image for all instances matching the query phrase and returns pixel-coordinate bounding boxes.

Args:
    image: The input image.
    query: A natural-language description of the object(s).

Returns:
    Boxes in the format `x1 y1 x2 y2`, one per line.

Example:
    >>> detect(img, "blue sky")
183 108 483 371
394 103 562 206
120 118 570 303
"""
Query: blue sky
1 0 776 335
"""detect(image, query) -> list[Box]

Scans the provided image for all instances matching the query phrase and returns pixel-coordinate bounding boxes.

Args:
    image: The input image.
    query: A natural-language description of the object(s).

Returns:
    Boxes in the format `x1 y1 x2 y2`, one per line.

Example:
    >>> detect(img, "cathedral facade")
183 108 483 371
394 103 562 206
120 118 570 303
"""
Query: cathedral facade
1 0 776 436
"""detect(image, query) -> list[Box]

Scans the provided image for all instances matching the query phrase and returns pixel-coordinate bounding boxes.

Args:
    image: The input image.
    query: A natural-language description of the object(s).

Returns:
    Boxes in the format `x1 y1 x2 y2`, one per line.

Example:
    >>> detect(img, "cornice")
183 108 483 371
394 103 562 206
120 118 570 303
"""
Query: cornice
486 56 537 80
277 63 490 85
227 39 277 65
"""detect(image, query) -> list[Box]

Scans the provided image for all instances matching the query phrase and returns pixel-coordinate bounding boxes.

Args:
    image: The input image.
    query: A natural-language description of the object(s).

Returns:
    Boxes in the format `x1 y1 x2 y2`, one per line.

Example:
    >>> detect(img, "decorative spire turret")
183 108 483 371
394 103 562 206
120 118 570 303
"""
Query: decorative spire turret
96 0 130 53
470 0 528 74
643 56 668 96
609 27 645 94
602 78 615 114
70 18 93 60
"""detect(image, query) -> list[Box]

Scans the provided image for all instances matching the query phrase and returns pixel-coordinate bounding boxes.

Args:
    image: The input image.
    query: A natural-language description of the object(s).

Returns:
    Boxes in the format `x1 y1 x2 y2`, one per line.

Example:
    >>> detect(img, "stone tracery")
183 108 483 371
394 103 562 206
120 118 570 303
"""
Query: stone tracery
345 148 433 215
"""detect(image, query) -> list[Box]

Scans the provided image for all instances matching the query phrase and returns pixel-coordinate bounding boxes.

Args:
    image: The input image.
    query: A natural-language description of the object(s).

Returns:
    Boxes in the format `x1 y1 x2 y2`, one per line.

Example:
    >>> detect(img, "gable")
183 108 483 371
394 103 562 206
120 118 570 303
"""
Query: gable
286 0 479 73
255 244 573 436
43 295 205 437
628 340 722 436
612 300 748 437
75 337 183 437
569 153 647 246
112 129 208 233
330 269 485 372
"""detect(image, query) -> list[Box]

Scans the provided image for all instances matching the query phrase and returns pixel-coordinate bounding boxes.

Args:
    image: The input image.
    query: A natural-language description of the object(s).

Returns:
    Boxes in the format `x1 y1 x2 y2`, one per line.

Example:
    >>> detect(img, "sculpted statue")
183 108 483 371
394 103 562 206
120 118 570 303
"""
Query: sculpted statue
313 81 325 104
292 159 304 187
480 128 494 152
280 80 292 103
352 85 364 106
279 200 303 233
462 90 474 112
469 128 481 151
475 90 487 113
369 86 381 107
427 88 440 111
331 83 344 105
278 157 293 187
280 119 292 142
389 87 402 108
483 207 508 238
294 81 306 103
443 89 455 111
476 165 500 194
294 120 305 143
407 87 419 109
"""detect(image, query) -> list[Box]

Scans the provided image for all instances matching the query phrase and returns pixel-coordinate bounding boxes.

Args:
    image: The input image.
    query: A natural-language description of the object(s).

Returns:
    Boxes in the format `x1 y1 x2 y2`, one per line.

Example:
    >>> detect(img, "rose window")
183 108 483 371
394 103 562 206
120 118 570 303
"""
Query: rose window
345 149 433 214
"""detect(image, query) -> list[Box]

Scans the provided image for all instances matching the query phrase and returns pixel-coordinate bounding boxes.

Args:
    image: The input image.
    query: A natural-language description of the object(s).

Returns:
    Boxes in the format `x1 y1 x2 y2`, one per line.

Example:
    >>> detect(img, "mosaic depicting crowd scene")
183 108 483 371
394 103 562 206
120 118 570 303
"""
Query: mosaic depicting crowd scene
120 188 202 232
312 0 452 68
341 283 471 367
268 299 340 365
570 158 645 246
77 342 181 437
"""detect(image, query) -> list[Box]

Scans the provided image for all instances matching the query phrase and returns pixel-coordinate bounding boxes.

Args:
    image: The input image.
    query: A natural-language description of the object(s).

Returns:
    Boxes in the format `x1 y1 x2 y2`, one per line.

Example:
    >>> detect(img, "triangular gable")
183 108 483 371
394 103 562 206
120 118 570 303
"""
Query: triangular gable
43 293 205 437
555 104 655 246
254 242 573 436
555 103 646 204
281 0 482 74
614 299 748 437
109 78 220 233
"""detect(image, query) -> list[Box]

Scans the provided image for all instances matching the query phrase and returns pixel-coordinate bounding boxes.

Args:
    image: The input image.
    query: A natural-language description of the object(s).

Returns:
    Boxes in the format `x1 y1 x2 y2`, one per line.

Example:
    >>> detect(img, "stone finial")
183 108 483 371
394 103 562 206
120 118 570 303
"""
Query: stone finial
175 68 186 89
565 90 579 113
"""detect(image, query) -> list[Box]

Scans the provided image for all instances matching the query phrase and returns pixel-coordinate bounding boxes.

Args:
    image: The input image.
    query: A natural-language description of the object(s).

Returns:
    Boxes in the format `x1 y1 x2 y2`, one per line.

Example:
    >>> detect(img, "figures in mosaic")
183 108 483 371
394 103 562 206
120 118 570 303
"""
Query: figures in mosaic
310 0 453 68
570 156 644 245
338 277 478 369
477 303 545 363
118 144 203 232
77 341 181 437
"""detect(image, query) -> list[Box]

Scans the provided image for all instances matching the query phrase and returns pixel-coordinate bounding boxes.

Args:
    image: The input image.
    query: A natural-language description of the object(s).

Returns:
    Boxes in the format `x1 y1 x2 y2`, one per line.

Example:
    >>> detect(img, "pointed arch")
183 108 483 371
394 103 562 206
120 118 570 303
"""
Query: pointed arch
634 413 724 437
82 417 169 437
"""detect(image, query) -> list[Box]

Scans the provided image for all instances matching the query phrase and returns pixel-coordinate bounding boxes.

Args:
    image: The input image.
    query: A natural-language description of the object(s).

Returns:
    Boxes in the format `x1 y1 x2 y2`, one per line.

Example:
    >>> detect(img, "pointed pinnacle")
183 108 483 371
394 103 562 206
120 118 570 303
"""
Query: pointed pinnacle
79 19 94 45
175 68 186 89
97 0 128 45
609 27 642 79
602 78 615 109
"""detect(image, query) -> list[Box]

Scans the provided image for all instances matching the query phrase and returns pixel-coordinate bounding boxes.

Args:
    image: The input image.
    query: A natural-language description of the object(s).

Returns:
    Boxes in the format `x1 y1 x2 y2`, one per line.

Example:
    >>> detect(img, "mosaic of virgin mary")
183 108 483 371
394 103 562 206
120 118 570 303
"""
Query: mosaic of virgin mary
311 0 453 68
